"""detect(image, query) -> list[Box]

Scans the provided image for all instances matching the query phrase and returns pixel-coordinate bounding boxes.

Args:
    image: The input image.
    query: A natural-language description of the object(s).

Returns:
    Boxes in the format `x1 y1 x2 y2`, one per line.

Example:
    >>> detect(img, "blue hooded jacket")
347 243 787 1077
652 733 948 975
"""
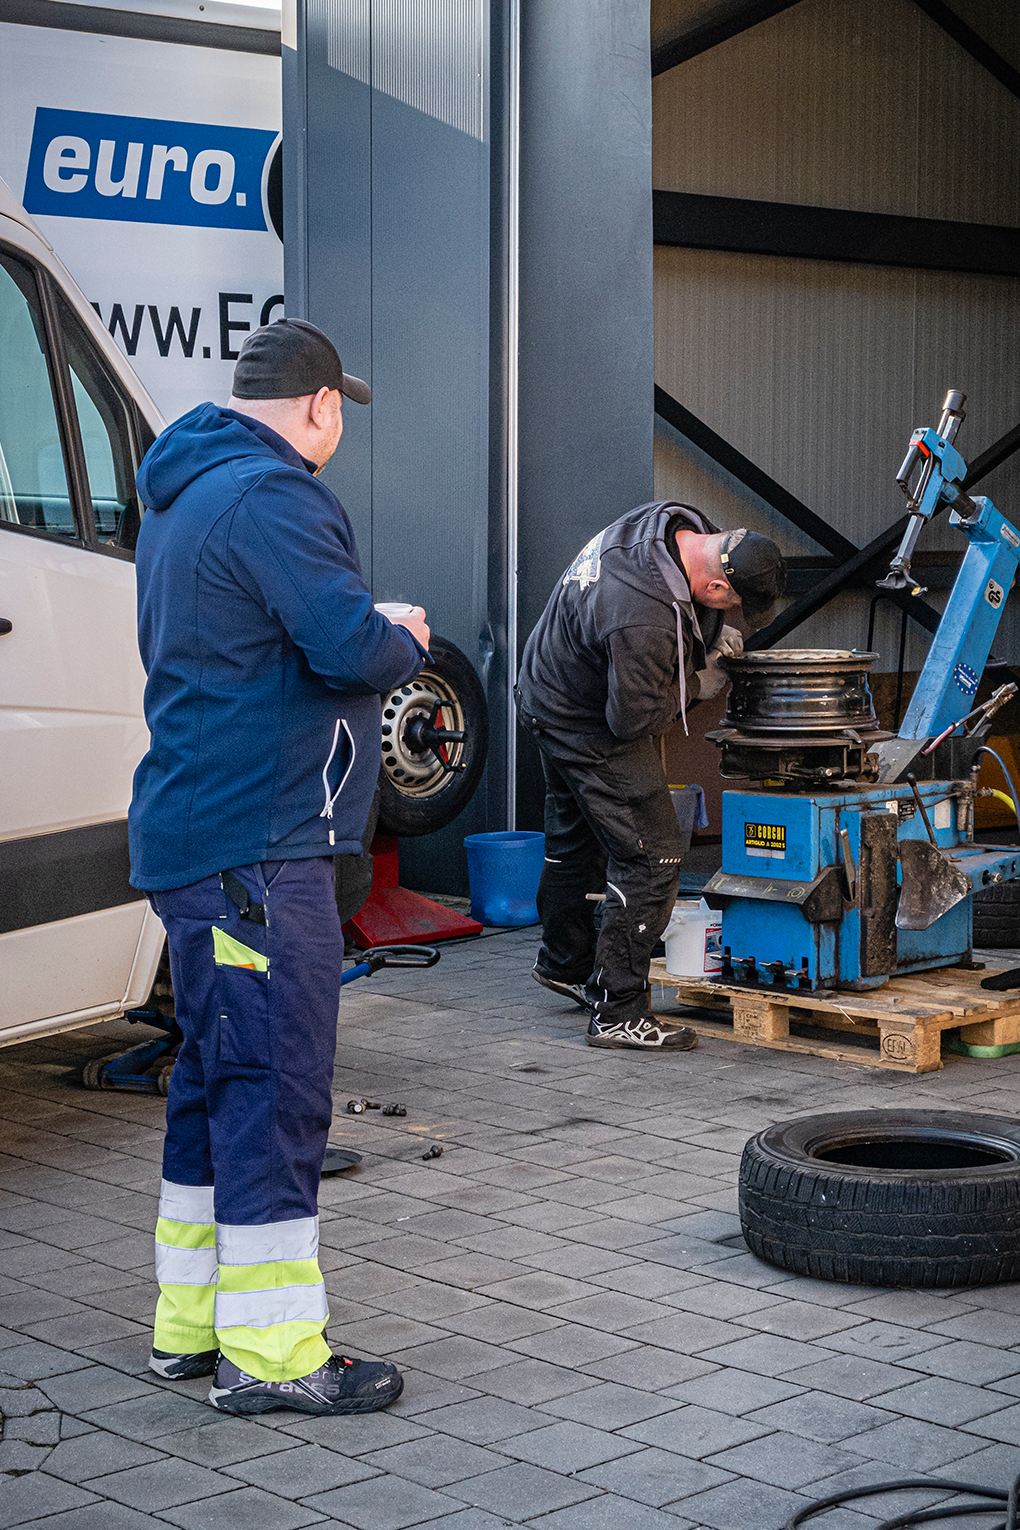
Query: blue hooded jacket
128 403 425 891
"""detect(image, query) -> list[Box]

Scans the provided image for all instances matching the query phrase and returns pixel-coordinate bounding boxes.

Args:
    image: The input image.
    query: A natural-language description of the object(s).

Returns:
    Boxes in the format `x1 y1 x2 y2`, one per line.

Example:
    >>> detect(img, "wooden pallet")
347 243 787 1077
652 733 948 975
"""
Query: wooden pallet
648 958 1020 1073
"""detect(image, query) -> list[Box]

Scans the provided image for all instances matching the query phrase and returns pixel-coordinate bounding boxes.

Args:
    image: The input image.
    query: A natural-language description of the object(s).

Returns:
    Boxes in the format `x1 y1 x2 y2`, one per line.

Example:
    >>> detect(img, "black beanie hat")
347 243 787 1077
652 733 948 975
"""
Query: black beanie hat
231 317 371 403
719 529 787 628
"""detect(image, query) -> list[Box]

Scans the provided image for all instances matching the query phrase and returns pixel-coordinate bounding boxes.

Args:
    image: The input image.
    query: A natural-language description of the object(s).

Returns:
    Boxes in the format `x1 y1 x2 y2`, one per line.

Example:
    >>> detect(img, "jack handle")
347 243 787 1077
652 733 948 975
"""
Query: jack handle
341 945 441 985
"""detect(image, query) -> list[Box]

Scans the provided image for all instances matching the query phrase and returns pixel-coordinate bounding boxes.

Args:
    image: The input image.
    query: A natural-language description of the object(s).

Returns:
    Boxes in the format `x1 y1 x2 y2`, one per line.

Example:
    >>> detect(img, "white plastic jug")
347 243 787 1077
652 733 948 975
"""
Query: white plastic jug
664 898 723 977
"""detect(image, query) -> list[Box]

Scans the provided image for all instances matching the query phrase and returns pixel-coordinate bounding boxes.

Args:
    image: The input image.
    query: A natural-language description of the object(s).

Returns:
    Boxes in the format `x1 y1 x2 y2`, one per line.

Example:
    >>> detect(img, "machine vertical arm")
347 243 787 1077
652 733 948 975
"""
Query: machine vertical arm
896 499 1020 740
879 391 969 596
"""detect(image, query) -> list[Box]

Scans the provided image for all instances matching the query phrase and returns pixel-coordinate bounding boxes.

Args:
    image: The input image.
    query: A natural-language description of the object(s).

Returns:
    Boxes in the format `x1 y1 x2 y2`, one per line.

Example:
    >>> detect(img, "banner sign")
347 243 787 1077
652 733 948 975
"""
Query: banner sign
24 107 277 231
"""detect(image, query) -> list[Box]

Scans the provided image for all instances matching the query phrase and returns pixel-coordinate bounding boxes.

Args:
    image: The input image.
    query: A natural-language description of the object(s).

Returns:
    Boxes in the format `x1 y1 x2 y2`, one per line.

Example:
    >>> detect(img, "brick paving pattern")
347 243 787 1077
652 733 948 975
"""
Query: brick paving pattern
3 925 1020 1527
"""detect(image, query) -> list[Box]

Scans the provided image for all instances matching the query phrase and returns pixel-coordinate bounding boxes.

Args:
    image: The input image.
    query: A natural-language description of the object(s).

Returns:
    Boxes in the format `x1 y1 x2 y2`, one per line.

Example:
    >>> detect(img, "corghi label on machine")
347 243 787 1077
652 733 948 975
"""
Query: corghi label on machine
744 821 786 858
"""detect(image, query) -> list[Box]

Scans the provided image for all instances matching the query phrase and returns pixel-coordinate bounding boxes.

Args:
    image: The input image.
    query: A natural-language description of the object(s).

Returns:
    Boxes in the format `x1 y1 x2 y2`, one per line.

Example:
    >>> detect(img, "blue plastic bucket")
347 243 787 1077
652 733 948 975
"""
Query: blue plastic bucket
463 830 545 927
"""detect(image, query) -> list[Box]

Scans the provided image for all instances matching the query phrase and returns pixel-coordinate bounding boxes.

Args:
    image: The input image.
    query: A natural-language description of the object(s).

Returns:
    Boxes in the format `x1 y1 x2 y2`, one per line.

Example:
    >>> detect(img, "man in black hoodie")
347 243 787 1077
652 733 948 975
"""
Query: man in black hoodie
516 503 786 1050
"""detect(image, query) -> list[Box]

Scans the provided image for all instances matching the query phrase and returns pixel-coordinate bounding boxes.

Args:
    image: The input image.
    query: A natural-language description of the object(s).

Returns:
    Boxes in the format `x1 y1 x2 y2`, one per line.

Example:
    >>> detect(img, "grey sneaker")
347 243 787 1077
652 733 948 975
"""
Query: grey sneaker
209 1352 403 1416
586 1015 698 1050
149 1348 219 1380
532 968 594 1011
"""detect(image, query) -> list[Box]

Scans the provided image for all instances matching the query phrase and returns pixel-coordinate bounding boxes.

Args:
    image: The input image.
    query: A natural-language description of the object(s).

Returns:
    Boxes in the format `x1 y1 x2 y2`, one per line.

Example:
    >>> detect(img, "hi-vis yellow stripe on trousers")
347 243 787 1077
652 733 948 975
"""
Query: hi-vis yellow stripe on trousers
153 1191 329 1377
214 1216 330 1381
153 1180 217 1354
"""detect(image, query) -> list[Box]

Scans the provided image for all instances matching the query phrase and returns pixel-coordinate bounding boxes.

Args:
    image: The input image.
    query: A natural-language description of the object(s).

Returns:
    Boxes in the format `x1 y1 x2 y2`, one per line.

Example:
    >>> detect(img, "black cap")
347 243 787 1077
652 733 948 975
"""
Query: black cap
720 530 787 628
231 317 371 404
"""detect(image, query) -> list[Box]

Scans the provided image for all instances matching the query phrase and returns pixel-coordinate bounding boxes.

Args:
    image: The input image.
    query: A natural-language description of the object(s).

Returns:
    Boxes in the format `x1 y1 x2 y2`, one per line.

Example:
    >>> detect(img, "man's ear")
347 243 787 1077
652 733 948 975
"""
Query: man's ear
307 386 331 425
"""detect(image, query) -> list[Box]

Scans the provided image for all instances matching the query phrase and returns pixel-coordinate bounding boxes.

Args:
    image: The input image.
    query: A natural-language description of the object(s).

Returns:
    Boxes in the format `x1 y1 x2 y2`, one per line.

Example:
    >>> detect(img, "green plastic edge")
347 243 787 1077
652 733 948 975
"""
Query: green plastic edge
946 1036 1020 1059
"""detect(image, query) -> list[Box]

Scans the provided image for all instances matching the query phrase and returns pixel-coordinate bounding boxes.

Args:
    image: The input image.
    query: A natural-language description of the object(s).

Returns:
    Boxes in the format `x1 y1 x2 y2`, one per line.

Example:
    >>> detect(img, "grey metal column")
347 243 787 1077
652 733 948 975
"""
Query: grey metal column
284 0 494 890
285 0 654 882
514 0 655 826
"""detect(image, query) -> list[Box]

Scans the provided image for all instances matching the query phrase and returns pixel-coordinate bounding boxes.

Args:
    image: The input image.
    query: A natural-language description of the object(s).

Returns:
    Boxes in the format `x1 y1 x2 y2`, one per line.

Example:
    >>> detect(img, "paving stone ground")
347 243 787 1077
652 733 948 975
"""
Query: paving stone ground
3 925 1020 1528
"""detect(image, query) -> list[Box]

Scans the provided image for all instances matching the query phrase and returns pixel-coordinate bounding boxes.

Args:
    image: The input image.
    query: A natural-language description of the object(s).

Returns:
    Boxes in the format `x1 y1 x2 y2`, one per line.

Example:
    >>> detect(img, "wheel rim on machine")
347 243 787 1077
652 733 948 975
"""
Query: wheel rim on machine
720 648 883 735
382 670 466 799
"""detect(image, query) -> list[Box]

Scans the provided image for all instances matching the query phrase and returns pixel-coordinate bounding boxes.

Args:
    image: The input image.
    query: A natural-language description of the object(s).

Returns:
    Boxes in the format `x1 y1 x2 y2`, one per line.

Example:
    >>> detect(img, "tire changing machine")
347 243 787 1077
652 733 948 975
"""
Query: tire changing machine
704 391 1020 994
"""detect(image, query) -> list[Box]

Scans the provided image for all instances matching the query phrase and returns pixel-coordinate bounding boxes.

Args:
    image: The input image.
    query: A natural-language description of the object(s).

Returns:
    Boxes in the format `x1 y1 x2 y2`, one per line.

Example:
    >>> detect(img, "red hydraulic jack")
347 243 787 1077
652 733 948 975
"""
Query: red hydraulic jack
342 833 482 947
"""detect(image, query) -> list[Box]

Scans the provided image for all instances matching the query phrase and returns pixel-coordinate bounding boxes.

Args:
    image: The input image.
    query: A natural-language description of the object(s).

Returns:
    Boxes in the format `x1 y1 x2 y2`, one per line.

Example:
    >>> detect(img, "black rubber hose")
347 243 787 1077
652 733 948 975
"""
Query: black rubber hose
785 1473 1017 1528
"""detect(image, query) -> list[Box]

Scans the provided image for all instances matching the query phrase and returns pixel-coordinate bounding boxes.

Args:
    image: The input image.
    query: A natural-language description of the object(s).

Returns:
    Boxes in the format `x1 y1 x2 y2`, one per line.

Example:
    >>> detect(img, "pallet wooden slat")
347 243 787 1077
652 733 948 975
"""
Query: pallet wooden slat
649 958 1020 1073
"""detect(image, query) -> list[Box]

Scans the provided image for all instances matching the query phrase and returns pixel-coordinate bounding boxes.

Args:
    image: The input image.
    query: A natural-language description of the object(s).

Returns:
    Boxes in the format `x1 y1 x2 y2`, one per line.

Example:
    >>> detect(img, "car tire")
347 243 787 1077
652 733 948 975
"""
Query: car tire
740 1110 1020 1287
973 881 1020 948
376 636 488 838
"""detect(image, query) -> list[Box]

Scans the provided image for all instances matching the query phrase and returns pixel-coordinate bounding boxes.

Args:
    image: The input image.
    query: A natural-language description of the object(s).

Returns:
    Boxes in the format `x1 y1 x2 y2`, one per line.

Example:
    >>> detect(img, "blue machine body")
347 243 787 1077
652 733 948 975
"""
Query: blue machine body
715 781 1020 990
709 401 1020 993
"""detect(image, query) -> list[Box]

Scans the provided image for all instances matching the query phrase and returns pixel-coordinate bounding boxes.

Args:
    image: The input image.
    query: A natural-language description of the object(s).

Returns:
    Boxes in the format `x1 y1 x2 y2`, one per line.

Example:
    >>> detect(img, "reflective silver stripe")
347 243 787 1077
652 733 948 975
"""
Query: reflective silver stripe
214 1282 328 1331
216 1216 319 1266
159 1180 215 1225
155 1243 219 1287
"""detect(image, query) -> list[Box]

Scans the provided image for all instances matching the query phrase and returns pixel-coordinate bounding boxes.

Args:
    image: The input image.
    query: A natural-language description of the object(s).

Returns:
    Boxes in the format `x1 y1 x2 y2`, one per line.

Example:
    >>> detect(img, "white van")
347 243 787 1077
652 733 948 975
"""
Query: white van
0 175 488 1052
0 175 167 1045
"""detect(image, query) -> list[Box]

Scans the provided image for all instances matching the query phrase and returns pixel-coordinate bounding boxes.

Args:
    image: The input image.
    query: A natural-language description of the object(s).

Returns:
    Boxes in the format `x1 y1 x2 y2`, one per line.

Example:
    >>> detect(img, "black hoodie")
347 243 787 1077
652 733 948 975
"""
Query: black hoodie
516 502 722 743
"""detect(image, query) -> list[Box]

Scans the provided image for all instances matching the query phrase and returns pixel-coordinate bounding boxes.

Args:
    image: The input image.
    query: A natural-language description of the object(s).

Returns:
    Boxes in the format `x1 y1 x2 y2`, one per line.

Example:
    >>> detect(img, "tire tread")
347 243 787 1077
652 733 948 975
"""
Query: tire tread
739 1111 1020 1288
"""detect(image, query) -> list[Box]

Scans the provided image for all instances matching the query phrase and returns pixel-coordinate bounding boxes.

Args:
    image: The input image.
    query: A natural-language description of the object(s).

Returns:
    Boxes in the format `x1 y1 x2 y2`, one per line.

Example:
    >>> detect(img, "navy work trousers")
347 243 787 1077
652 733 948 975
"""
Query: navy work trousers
148 857 343 1378
151 856 343 1225
523 721 684 1023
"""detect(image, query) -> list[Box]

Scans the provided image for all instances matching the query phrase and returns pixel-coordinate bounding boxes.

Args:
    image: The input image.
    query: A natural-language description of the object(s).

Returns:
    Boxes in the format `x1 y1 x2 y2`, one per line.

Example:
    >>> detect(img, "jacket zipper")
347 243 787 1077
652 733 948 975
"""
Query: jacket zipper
319 719 357 845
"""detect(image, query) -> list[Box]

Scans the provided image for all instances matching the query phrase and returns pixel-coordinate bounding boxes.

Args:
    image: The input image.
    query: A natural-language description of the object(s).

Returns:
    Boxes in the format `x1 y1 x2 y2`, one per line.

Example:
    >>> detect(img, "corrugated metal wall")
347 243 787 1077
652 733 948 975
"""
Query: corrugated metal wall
652 0 1020 671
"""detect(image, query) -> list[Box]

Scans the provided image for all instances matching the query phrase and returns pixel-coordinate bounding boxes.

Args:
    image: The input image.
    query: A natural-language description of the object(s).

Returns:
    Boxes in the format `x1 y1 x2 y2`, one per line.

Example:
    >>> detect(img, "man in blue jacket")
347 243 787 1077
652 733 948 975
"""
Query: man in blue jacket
129 319 428 1417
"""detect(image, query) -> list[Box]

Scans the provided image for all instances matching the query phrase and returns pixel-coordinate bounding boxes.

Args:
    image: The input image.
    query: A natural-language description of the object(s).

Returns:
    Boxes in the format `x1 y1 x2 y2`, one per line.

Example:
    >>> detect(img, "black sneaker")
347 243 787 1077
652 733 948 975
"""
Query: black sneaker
586 1015 698 1050
532 968 594 1011
209 1352 404 1416
149 1348 219 1380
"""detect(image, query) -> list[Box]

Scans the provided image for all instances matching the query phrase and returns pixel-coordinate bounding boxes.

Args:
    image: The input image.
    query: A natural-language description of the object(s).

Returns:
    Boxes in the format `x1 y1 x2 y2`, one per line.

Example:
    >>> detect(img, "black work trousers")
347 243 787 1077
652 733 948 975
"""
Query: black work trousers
523 718 685 1024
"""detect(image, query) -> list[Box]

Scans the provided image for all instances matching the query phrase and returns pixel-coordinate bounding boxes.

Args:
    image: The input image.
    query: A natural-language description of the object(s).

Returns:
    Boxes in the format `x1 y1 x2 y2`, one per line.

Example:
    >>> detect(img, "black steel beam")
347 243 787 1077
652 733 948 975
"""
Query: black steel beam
653 385 950 646
744 413 1020 650
912 0 1020 104
744 518 930 649
964 422 1020 490
653 190 1020 279
651 0 804 77
653 386 857 561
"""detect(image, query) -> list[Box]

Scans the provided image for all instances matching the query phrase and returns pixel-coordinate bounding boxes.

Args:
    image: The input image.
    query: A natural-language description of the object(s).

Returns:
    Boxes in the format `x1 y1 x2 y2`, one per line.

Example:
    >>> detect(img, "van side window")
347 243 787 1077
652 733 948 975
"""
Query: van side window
0 252 78 540
58 296 143 553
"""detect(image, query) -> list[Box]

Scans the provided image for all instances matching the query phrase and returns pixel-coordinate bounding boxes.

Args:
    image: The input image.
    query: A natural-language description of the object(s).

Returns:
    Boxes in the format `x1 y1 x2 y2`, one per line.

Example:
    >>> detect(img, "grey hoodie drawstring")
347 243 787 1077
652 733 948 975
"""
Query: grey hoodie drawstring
672 601 688 736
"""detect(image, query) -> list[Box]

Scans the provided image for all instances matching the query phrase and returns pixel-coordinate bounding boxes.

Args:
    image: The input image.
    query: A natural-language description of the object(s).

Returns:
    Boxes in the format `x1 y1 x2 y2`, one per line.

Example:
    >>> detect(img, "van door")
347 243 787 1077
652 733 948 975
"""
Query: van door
0 238 163 1042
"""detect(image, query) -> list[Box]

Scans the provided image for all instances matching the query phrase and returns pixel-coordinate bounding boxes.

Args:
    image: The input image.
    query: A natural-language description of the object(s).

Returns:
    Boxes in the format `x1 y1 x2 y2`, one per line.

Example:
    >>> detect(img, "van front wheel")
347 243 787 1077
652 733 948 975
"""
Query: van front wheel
376 636 488 837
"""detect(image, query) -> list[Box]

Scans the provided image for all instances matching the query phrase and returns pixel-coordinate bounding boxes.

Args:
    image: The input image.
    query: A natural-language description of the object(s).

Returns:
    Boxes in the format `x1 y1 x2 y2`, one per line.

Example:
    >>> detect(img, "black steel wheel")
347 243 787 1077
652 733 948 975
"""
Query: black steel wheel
974 881 1020 948
376 635 488 837
740 1110 1020 1287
